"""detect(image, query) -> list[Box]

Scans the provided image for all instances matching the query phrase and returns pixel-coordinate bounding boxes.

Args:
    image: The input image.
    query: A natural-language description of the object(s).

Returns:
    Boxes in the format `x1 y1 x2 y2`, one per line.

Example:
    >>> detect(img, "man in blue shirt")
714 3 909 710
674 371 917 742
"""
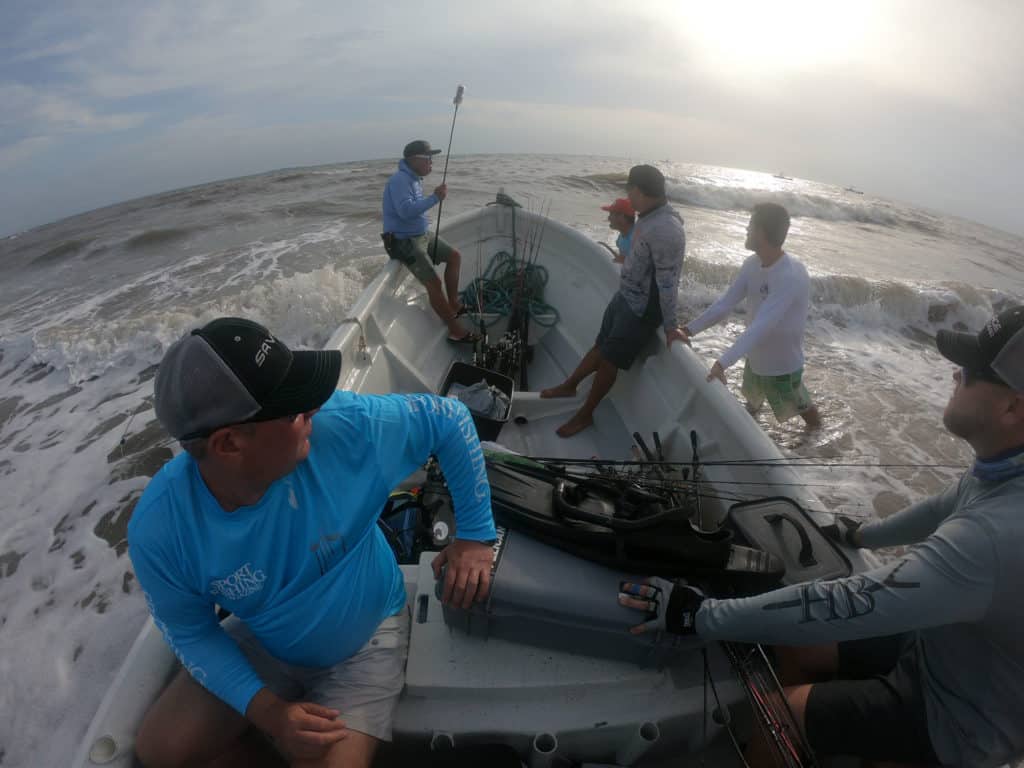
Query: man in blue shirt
130 317 496 767
382 139 477 343
600 197 635 264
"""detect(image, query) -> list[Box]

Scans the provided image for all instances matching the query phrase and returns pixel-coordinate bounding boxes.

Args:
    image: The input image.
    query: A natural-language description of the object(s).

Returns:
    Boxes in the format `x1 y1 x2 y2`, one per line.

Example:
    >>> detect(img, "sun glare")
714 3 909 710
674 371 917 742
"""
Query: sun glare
677 0 875 77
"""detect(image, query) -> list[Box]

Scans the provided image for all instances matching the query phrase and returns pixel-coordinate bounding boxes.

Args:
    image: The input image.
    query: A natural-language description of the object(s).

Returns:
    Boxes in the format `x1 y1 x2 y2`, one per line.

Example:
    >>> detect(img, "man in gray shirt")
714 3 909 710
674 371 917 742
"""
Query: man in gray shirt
621 306 1024 768
541 165 687 437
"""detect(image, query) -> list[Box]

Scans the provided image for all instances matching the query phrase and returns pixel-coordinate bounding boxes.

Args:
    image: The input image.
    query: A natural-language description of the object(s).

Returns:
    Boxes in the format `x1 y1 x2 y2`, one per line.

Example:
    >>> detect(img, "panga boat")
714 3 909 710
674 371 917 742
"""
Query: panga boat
73 194 874 767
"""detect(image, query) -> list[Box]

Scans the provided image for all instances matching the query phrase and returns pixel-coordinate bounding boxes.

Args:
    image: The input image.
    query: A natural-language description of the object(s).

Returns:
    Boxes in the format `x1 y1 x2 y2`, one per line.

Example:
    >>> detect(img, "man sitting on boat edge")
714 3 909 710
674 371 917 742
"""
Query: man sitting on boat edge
129 317 497 768
381 139 478 344
621 307 1024 768
541 165 688 437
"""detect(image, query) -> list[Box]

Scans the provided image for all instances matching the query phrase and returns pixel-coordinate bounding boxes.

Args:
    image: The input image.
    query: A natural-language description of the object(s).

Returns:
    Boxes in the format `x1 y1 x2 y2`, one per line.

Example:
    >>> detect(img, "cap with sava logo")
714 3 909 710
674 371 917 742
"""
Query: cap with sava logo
154 317 342 441
937 306 1024 392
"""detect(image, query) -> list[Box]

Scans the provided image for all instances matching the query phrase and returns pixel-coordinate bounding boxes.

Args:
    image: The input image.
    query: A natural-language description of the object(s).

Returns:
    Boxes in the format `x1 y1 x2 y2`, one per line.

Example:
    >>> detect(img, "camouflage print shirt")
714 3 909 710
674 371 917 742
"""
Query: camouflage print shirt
617 202 686 332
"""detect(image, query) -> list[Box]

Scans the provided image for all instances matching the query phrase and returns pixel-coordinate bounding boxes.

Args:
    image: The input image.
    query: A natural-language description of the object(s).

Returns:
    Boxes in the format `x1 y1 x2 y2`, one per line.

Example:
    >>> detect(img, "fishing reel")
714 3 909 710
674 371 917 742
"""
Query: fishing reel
472 329 523 380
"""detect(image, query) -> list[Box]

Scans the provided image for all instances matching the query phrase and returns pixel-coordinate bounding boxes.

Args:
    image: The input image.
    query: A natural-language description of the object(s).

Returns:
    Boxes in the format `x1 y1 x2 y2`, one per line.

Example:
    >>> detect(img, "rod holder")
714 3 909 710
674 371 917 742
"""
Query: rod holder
430 731 455 751
529 732 559 768
614 721 661 765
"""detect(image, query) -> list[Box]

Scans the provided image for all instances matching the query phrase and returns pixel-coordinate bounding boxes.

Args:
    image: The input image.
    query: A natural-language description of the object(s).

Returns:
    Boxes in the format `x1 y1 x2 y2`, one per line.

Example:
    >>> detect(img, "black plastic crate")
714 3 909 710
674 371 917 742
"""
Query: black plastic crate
439 362 515 442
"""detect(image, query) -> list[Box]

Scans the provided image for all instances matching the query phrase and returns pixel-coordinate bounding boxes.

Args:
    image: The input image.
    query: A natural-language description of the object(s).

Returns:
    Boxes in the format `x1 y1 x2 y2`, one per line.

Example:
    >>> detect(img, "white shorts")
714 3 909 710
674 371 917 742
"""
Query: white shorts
225 610 410 741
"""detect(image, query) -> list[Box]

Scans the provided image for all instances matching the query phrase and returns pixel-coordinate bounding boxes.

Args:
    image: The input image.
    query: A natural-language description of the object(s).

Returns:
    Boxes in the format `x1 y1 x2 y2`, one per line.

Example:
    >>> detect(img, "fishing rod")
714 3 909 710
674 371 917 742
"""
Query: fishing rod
691 430 705 530
504 459 878 516
720 642 819 768
514 455 967 471
431 84 464 262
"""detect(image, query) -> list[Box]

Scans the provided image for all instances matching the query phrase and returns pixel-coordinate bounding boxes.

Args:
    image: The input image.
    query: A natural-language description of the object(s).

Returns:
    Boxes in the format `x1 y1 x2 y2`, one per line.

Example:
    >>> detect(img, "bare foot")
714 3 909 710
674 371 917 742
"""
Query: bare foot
800 406 822 431
540 383 577 399
556 412 593 438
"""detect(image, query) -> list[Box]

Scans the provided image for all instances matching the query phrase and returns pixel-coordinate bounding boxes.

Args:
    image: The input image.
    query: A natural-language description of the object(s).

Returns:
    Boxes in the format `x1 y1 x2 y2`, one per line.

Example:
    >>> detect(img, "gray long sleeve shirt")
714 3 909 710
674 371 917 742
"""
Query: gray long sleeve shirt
697 471 1024 768
618 202 685 332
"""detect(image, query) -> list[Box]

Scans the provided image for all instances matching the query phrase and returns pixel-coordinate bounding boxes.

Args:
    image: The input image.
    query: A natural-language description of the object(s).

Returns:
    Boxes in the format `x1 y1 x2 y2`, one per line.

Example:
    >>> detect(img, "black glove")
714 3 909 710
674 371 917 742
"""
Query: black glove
619 577 705 636
821 514 863 547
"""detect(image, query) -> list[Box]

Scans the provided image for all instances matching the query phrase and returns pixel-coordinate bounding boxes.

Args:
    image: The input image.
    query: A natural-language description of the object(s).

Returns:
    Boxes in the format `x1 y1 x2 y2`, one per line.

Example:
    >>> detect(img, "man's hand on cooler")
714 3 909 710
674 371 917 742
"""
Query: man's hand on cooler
432 539 494 609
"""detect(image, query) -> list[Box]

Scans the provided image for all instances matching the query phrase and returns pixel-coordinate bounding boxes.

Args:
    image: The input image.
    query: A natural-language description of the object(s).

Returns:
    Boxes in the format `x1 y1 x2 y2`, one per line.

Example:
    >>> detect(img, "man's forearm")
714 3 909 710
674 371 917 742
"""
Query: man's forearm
246 686 286 734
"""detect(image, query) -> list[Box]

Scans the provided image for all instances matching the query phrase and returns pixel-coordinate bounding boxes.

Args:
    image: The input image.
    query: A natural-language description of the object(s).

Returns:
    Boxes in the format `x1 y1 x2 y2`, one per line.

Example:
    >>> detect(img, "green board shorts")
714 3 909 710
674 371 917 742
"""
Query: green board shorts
387 233 458 286
741 361 814 422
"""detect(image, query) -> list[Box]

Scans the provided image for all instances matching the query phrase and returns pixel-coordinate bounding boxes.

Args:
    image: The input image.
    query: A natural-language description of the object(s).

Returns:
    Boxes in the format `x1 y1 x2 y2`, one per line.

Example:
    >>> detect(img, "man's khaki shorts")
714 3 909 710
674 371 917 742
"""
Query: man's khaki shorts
225 610 409 741
388 233 457 285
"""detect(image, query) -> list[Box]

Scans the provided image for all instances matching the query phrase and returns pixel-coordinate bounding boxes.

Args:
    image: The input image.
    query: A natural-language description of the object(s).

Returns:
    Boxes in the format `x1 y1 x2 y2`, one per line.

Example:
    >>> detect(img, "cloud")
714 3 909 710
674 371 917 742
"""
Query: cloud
0 136 53 171
0 0 1021 235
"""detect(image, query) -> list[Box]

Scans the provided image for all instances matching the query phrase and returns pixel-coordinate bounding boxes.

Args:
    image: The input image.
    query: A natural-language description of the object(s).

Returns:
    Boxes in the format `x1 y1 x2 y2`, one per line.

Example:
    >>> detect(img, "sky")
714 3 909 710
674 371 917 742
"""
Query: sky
1 0 1022 237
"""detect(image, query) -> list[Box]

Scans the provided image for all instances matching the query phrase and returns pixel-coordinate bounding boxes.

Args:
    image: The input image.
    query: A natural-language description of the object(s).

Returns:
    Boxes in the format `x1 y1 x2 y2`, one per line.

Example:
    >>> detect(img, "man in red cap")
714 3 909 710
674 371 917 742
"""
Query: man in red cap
600 198 636 263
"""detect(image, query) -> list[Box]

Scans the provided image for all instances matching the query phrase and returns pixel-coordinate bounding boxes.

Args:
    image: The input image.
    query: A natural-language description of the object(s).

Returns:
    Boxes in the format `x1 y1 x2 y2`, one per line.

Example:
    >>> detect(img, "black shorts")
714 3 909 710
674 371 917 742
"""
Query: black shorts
804 633 939 764
595 293 658 370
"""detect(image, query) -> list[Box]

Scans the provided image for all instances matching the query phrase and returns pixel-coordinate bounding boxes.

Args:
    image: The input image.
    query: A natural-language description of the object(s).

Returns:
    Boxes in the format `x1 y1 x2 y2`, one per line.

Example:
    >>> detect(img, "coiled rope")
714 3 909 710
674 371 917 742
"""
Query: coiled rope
459 251 560 327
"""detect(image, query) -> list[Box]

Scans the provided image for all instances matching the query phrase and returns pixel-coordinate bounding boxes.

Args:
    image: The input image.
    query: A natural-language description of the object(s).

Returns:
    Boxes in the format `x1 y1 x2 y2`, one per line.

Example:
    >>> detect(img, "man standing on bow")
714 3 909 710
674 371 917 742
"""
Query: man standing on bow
382 139 476 343
621 307 1024 768
541 165 687 437
681 203 821 429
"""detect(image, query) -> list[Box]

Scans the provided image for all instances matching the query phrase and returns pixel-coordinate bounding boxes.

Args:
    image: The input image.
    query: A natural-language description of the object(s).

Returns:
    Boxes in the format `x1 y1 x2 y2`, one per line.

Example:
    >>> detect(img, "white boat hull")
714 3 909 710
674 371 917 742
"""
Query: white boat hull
73 199 872 767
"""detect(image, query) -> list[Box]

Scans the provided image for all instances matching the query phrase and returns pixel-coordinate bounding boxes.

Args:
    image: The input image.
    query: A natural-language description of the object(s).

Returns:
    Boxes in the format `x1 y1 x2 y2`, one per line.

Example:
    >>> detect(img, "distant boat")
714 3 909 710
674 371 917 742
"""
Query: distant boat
773 173 792 180
843 186 864 195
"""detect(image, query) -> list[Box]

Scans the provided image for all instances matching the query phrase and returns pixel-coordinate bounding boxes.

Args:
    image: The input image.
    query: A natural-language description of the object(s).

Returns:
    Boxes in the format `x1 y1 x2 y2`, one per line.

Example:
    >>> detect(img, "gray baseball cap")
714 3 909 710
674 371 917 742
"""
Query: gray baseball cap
154 317 342 440
403 139 442 158
937 306 1024 392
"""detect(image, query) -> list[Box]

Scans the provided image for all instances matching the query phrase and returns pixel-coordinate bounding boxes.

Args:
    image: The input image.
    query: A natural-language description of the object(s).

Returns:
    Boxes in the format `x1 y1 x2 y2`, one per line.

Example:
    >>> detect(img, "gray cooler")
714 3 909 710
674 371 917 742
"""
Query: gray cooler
439 528 701 666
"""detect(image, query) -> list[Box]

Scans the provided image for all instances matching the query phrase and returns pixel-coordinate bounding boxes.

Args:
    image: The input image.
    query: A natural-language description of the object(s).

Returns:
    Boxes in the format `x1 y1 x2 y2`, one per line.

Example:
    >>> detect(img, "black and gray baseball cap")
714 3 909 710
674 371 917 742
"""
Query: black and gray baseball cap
154 317 342 441
403 139 442 158
937 306 1024 391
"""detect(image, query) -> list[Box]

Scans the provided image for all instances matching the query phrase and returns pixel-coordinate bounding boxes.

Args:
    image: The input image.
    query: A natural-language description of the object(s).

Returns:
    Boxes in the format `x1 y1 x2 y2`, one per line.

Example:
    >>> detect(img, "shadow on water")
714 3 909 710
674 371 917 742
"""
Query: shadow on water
106 419 173 483
0 550 25 578
92 491 141 558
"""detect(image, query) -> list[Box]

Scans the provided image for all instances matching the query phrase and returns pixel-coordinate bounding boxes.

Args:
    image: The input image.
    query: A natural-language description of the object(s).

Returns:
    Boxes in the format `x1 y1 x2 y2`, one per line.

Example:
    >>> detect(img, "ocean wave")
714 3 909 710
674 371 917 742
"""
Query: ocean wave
30 238 93 266
273 172 312 184
0 264 367 385
684 256 1006 337
669 180 942 233
555 172 628 191
122 228 193 251
267 200 350 219
554 172 939 233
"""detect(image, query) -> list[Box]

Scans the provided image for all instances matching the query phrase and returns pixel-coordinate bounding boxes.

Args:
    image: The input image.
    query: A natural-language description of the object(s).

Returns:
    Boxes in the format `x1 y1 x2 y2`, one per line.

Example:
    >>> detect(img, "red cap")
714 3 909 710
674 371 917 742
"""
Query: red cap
601 198 635 216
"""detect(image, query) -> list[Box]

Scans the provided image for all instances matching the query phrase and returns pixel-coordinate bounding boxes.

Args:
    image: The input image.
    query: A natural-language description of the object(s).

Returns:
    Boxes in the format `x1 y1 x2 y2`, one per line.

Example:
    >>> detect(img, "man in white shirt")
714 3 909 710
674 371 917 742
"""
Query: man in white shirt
682 203 821 428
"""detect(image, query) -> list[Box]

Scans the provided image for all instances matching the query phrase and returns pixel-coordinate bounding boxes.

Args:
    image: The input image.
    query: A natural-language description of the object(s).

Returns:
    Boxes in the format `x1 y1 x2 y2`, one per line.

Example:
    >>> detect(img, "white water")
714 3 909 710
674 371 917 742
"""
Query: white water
0 155 1021 765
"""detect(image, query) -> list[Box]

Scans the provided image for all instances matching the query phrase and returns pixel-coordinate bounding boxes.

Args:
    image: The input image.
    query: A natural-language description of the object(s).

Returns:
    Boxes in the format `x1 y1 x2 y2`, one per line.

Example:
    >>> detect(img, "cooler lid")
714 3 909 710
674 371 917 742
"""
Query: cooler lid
728 497 851 584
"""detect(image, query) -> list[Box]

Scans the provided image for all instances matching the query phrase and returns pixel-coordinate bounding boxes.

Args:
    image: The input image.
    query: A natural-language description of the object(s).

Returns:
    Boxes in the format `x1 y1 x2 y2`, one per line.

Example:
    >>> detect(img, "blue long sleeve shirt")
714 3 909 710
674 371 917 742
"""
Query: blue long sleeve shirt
382 159 439 237
128 391 496 716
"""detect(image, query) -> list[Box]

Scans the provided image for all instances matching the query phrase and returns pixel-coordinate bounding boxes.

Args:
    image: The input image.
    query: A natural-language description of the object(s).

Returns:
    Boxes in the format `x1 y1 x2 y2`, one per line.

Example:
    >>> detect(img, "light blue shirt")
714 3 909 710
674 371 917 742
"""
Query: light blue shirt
129 391 496 715
382 159 439 237
616 231 633 259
